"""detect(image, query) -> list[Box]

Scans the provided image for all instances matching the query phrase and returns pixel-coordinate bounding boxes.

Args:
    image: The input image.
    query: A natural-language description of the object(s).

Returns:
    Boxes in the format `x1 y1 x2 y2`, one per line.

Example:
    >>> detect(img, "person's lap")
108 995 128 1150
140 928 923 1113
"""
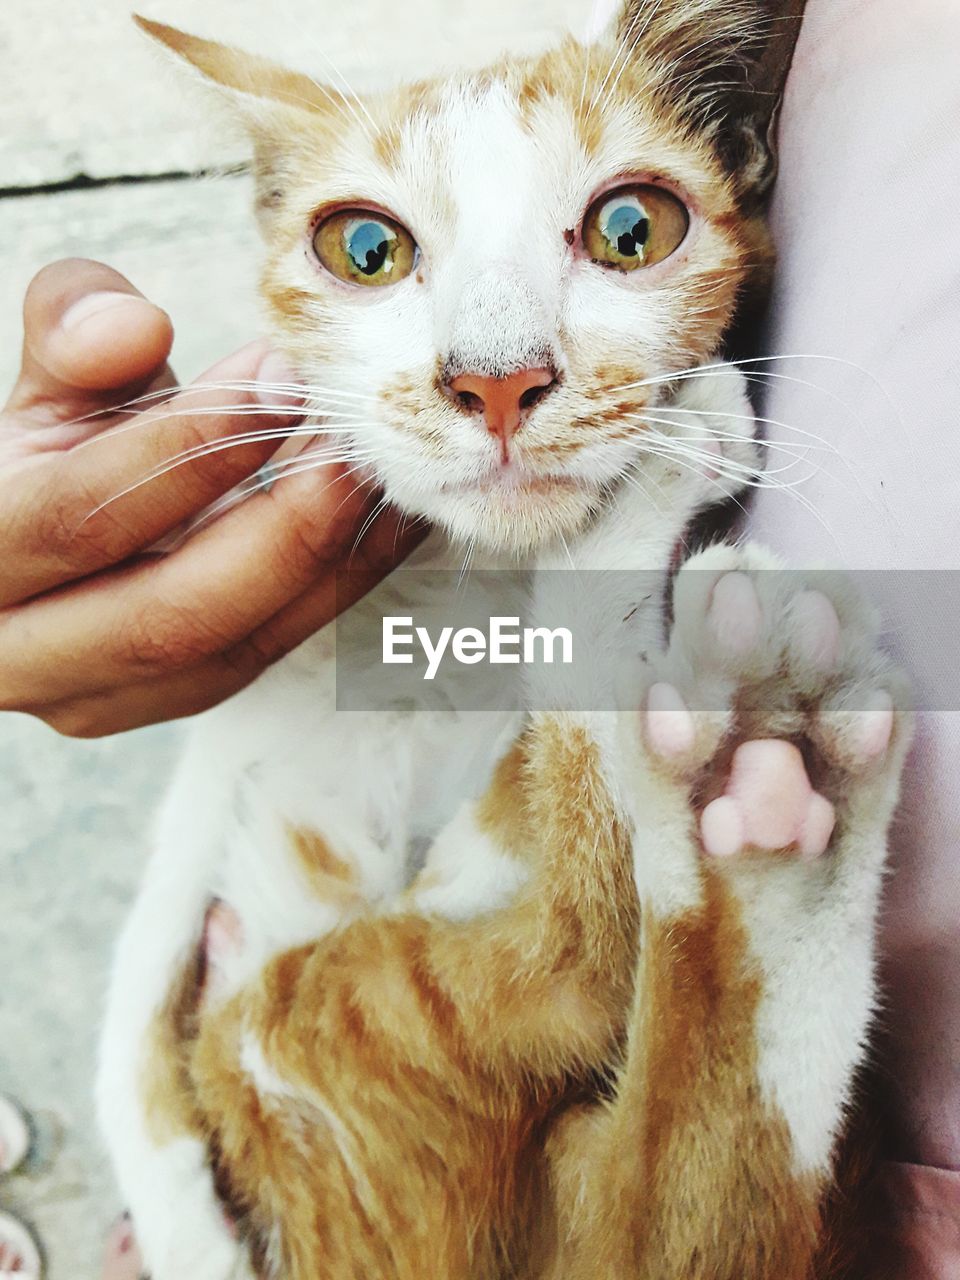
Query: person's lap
751 0 960 1268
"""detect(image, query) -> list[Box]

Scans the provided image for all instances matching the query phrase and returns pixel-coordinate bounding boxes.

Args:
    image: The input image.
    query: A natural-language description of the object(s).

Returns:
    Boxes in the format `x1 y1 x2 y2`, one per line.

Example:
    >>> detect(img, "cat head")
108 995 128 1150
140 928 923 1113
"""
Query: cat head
138 1 800 555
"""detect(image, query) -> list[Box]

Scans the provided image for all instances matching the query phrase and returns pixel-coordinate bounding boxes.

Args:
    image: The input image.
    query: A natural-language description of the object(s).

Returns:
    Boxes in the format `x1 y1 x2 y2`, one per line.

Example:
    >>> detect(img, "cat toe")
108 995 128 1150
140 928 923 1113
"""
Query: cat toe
644 682 696 758
708 571 763 656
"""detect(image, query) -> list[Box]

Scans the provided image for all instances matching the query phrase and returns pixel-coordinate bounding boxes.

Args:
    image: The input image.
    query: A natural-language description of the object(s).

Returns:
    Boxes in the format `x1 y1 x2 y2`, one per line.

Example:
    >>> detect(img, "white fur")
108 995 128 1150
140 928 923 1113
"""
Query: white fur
412 800 530 921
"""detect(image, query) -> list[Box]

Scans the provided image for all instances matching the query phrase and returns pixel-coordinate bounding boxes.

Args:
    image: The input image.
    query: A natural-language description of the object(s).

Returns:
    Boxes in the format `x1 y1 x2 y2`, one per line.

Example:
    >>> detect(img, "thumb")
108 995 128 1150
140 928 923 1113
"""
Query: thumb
5 258 176 420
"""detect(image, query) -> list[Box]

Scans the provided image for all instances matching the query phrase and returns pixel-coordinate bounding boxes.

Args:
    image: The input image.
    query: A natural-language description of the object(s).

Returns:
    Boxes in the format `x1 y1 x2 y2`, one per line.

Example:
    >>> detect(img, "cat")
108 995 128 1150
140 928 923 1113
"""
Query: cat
95 2 911 1277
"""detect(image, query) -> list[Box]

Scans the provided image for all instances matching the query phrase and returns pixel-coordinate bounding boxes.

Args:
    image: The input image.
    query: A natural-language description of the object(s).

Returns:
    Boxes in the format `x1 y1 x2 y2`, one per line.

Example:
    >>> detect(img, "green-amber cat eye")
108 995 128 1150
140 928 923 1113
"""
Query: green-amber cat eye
582 185 689 271
313 210 418 287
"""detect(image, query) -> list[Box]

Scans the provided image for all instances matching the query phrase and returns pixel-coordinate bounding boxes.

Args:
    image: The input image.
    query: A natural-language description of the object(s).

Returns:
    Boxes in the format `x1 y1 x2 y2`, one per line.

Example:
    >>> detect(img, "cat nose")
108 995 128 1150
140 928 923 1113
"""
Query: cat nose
446 367 559 452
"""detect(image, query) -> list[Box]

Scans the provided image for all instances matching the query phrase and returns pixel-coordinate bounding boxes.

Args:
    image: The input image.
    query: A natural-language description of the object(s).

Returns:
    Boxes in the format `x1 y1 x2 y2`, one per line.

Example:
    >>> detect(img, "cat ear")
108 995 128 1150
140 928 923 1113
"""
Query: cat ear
608 0 807 202
133 16 342 119
133 17 352 230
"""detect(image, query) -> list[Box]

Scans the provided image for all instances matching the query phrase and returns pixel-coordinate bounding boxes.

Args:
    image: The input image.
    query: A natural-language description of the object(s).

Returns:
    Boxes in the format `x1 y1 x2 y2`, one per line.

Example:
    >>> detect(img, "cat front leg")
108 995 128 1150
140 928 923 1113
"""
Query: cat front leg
552 545 911 1279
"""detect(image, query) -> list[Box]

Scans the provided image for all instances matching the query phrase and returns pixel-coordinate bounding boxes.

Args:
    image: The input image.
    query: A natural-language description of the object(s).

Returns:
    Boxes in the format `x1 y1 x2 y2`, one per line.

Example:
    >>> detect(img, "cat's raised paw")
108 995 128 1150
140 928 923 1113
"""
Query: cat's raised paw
634 546 909 869
699 739 836 860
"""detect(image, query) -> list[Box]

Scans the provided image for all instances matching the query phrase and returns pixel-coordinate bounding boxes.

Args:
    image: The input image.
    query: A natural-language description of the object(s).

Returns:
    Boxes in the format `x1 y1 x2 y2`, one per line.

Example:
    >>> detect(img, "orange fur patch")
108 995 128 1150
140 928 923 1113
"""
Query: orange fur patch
289 826 363 910
187 719 637 1277
550 870 825 1280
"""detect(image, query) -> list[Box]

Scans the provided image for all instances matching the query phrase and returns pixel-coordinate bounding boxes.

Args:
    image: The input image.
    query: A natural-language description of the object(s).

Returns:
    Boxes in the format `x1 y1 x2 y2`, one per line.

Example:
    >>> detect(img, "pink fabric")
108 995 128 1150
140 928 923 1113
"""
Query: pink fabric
883 1164 960 1278
750 0 960 949
749 4 960 1263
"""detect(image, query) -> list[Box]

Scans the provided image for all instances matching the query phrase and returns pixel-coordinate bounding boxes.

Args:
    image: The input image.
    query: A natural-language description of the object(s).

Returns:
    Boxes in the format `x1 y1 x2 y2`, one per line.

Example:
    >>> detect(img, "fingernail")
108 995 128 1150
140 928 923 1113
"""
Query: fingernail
255 350 302 409
61 290 153 332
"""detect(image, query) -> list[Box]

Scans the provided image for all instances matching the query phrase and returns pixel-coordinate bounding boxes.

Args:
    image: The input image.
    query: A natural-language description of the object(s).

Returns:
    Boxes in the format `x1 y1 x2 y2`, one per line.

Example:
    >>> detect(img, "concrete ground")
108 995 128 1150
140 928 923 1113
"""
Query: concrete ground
0 1 584 1274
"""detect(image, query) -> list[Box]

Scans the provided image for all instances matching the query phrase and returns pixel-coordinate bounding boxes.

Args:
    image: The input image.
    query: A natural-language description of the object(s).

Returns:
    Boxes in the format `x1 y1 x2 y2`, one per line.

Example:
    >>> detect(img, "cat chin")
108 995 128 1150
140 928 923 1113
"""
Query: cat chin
414 484 600 556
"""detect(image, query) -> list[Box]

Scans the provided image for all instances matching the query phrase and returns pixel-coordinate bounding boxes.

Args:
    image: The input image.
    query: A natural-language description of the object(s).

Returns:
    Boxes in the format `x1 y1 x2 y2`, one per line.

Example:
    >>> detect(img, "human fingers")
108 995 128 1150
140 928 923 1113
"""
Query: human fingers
5 258 176 420
13 508 425 737
0 341 303 608
0 463 375 705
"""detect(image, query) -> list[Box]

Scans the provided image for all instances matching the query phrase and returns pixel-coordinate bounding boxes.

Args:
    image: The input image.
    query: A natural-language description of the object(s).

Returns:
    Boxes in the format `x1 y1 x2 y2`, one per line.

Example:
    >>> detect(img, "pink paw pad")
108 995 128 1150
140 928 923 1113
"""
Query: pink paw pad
645 682 696 758
851 689 894 761
793 590 841 670
700 739 836 860
708 572 762 654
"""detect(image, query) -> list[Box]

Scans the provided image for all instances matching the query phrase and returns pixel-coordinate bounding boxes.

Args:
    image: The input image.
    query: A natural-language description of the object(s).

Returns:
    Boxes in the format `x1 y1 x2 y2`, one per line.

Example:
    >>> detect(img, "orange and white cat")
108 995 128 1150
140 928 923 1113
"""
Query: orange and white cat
97 2 910 1276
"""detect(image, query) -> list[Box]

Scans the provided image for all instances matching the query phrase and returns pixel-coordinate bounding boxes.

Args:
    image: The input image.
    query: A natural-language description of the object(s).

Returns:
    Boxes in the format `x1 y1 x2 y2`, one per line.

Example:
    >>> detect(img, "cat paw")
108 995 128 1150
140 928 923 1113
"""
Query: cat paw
139 1224 248 1280
632 544 910 875
697 737 841 860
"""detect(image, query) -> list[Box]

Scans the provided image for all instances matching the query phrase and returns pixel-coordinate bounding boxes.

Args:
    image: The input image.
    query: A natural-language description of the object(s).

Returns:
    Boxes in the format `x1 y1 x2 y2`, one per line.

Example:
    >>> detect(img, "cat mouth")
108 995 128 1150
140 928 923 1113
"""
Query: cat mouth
441 471 583 497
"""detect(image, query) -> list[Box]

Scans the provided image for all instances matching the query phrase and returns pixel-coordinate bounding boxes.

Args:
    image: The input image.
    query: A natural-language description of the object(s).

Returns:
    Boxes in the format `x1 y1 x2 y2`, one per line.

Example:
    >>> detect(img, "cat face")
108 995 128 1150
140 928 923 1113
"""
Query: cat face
139 2 785 554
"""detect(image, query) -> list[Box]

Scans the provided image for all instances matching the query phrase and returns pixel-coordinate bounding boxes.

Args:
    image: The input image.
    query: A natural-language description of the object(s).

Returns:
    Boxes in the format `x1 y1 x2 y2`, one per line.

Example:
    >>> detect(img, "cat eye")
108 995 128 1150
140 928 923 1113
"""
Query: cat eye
313 209 418 287
582 185 689 271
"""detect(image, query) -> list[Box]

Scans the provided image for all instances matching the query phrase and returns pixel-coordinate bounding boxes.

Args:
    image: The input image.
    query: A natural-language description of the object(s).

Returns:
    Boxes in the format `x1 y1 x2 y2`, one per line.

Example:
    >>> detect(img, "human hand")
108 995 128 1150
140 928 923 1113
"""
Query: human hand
0 258 421 736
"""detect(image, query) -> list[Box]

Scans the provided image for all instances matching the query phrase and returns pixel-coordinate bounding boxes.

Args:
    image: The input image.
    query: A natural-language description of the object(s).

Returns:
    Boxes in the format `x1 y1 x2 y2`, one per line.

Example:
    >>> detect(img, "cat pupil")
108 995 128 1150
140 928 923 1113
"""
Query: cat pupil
617 218 649 256
348 221 392 275
603 200 651 259
362 242 388 274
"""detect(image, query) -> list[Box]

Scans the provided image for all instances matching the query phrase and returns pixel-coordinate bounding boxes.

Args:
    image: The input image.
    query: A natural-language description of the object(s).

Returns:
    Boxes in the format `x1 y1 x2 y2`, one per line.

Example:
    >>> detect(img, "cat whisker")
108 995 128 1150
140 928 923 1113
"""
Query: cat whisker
329 470 384 528
81 429 379 526
635 414 826 452
103 404 369 426
556 527 577 571
589 0 664 115
629 456 748 526
83 421 359 463
239 379 377 404
393 509 416 565
638 429 836 539
457 535 479 590
609 353 894 401
81 408 371 451
696 366 885 472
633 441 754 521
306 74 375 146
640 439 770 488
348 492 393 566
60 379 378 435
639 418 810 483
612 357 895 515
180 459 375 542
637 417 804 484
631 402 837 442
593 0 664 114
620 464 670 519
647 422 863 510
623 409 836 465
641 428 817 472
256 442 378 473
306 46 379 139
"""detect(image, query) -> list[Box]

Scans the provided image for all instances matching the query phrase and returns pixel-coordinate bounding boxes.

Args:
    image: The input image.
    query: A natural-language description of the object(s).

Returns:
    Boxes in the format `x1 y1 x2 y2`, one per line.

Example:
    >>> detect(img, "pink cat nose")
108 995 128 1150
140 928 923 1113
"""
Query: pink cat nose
447 367 559 455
